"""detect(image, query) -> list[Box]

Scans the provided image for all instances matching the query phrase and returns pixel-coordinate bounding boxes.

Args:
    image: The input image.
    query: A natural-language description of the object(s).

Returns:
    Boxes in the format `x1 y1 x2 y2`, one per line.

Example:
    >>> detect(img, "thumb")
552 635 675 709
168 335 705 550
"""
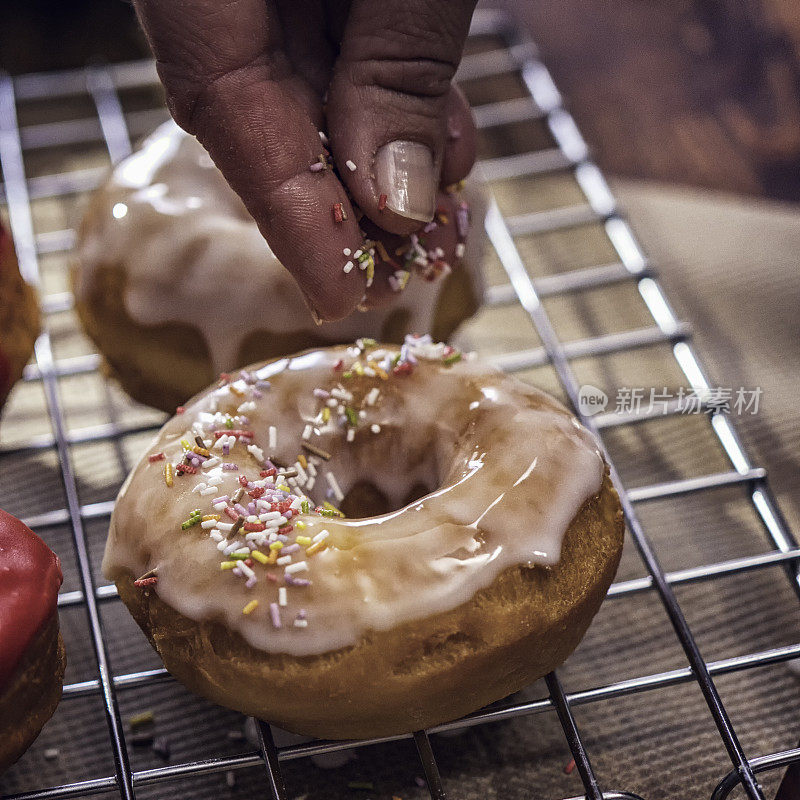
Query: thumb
326 0 478 235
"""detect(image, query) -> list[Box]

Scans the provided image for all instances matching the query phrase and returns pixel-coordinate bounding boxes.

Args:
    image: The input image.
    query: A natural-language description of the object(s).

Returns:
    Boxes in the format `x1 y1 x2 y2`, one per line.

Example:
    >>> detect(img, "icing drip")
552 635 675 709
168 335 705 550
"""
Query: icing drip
0 509 63 688
104 341 605 657
75 122 483 374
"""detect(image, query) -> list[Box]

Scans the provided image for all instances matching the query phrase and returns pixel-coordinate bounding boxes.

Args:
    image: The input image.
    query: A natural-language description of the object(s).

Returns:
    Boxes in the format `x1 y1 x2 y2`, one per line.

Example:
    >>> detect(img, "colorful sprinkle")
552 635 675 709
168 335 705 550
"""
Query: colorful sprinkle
242 600 259 615
269 602 282 628
306 539 328 556
181 510 202 530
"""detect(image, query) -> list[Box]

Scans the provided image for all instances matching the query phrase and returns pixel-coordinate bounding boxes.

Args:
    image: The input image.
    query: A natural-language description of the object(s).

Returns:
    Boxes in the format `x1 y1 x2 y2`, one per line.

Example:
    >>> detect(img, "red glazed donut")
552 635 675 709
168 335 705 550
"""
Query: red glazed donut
0 509 66 771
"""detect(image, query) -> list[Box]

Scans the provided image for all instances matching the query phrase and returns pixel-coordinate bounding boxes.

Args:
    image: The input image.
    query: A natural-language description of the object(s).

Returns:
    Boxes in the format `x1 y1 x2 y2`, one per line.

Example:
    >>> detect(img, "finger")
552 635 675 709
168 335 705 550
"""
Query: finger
132 0 367 321
441 85 477 187
274 0 337 101
325 0 478 235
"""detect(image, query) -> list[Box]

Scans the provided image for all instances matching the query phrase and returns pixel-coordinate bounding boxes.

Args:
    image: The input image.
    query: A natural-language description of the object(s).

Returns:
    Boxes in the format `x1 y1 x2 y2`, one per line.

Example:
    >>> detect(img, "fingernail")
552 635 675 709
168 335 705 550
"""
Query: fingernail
374 141 436 222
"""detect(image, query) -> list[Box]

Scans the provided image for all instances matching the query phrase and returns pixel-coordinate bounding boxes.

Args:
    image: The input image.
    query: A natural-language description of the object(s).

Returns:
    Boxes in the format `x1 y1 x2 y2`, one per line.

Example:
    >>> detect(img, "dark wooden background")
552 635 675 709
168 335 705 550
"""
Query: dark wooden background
516 0 800 201
2 0 800 201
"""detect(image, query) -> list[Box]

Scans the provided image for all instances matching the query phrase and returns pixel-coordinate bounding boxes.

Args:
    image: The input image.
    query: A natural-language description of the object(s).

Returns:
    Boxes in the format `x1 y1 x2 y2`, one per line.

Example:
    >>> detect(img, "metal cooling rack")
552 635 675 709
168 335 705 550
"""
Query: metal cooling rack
1 8 799 800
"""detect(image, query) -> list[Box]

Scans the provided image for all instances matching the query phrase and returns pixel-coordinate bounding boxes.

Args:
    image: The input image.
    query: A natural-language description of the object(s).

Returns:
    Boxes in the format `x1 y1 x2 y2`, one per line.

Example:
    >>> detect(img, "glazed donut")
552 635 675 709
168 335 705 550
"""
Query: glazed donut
0 219 39 414
73 122 484 412
104 337 623 738
0 509 65 771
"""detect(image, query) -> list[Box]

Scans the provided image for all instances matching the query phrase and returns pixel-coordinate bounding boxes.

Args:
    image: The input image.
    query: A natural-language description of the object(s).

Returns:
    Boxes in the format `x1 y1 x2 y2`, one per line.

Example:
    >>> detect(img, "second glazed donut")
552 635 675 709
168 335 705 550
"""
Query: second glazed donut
73 123 484 412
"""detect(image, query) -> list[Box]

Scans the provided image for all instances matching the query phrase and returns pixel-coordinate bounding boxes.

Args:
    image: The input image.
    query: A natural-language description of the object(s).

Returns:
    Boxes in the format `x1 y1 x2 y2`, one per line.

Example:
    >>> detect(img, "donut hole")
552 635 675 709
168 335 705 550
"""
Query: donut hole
339 480 433 518
328 424 445 518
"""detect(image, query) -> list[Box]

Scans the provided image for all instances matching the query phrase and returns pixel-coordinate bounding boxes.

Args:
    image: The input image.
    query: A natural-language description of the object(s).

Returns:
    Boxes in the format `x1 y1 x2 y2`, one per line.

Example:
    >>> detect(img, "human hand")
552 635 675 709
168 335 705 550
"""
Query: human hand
132 0 478 321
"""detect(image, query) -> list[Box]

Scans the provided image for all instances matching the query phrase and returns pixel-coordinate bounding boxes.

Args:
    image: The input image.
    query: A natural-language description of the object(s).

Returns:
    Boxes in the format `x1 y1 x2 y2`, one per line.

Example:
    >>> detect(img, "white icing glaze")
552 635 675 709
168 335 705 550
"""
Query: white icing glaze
103 343 605 657
75 122 484 373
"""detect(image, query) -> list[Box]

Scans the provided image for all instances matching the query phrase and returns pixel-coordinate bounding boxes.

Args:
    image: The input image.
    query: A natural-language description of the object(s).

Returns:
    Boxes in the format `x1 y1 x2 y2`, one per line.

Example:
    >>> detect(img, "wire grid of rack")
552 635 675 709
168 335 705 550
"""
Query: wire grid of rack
1 8 799 800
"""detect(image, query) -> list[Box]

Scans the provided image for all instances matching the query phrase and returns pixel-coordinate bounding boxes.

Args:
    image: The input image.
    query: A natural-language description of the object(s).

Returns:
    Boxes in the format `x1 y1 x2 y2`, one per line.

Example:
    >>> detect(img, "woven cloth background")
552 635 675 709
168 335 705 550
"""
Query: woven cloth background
1 24 799 800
